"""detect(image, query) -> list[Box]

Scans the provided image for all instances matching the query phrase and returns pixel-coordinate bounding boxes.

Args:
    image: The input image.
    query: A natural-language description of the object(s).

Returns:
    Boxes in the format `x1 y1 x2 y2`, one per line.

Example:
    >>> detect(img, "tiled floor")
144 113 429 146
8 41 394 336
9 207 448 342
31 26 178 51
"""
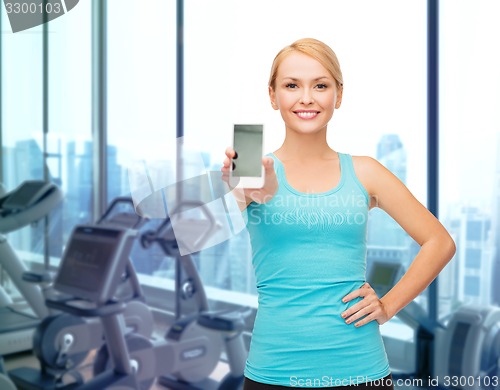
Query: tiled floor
3 349 230 389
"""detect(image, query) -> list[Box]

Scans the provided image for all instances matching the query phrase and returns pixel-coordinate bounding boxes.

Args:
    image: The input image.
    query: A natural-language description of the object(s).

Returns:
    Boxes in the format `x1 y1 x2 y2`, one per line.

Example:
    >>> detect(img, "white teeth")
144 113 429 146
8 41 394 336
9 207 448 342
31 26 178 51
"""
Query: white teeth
296 112 318 119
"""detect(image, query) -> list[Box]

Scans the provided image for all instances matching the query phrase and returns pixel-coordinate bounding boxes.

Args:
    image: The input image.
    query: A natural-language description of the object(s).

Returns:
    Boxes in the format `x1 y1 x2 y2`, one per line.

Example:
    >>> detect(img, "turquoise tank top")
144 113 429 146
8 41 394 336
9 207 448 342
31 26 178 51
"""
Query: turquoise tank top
244 152 390 387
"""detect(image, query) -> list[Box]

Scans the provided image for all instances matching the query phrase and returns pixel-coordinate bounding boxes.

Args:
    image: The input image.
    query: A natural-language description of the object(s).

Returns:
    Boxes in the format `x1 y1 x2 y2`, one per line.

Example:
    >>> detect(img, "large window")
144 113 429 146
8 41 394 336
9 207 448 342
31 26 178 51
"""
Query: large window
0 4 91 309
4 0 490 325
1 0 499 382
1 1 91 259
107 0 176 202
1 11 45 258
107 0 177 278
47 0 92 257
440 0 500 315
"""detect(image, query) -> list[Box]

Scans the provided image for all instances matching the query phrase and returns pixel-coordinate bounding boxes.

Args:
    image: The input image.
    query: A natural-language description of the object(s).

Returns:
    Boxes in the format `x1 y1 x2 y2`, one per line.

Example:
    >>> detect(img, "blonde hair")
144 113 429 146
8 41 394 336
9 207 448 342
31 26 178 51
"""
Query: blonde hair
268 38 343 90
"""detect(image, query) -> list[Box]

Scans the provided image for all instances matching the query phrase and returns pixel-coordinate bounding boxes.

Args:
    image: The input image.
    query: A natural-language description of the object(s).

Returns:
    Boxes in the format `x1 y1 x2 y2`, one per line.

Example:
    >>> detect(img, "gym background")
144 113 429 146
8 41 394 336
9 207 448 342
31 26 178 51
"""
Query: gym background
1 1 500 390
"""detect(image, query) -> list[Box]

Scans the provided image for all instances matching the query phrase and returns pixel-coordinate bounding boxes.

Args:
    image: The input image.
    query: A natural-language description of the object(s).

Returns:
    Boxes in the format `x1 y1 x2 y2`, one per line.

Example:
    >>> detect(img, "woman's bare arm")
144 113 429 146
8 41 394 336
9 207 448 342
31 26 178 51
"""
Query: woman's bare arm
342 156 456 326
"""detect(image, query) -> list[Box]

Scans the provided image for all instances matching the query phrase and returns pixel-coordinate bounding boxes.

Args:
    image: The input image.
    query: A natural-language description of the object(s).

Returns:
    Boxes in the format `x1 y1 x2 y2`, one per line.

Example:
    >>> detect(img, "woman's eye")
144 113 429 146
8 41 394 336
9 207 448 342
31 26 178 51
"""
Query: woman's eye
316 83 328 89
285 83 298 89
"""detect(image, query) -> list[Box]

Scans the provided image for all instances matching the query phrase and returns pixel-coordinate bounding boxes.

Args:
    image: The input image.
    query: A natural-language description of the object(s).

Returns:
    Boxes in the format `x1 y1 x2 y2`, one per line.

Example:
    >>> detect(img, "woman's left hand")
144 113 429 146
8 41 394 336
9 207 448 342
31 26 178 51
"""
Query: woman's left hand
340 282 391 327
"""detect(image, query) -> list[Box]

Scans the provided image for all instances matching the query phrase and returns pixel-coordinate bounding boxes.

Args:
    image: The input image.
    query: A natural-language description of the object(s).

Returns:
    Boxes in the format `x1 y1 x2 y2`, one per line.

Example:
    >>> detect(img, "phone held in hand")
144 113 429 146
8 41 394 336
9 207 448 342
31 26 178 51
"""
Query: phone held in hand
229 124 264 188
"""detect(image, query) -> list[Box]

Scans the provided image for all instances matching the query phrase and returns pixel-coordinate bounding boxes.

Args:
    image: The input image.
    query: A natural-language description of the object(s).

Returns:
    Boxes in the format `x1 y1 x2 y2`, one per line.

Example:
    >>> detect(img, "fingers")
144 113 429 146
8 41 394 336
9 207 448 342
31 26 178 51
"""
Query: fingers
342 302 373 327
222 155 275 177
222 147 237 172
262 156 274 172
341 298 367 320
353 312 380 327
221 147 236 173
224 151 270 170
221 156 232 170
342 282 371 302
341 283 383 327
225 147 236 159
221 150 233 184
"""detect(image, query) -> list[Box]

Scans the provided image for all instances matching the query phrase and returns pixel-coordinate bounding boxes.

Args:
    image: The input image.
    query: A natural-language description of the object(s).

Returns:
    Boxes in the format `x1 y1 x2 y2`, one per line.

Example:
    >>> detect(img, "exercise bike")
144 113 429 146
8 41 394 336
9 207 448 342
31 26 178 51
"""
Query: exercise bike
137 201 249 390
32 201 249 389
0 180 63 390
0 180 64 354
9 197 155 389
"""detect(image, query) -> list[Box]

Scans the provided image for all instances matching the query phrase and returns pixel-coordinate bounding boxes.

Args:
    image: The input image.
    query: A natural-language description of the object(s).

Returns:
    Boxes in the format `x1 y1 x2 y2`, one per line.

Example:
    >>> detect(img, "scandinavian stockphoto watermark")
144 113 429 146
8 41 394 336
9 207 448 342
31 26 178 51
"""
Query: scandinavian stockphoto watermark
246 191 368 229
3 0 79 33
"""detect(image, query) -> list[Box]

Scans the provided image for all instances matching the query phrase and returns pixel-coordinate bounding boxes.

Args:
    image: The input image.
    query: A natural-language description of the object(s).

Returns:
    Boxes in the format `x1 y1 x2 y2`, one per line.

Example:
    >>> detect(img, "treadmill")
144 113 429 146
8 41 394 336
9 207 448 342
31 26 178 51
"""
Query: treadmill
0 180 63 355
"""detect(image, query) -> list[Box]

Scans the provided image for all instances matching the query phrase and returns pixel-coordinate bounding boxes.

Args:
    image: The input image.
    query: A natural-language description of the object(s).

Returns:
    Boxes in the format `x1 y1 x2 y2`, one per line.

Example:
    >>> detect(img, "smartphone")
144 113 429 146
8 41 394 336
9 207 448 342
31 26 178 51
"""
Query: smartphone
229 124 264 188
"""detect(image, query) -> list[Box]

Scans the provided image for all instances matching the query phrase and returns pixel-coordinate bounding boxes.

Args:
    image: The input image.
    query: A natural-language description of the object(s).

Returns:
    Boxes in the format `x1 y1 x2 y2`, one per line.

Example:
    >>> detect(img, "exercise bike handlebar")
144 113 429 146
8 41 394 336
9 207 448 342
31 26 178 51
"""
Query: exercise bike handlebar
0 181 63 234
97 196 146 229
140 200 217 256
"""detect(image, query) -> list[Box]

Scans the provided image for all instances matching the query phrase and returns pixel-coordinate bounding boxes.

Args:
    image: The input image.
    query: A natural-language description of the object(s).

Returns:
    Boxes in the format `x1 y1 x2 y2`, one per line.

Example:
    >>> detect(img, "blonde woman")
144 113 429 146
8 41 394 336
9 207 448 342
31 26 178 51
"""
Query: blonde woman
221 38 455 389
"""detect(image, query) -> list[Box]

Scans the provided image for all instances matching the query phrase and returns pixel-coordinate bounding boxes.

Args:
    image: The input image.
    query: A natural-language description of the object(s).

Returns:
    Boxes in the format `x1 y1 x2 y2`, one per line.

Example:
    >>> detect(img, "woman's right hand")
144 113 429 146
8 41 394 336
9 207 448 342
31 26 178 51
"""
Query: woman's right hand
221 147 278 209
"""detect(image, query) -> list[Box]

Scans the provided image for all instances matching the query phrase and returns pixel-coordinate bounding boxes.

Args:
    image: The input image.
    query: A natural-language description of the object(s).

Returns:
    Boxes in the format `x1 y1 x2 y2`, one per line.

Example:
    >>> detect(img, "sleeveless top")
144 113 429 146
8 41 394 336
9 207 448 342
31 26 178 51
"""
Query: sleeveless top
243 152 390 387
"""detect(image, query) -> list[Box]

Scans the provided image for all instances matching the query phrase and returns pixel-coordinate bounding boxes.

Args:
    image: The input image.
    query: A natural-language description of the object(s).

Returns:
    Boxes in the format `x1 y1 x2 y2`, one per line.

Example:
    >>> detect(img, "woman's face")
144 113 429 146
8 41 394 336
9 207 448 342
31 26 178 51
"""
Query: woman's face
269 52 342 136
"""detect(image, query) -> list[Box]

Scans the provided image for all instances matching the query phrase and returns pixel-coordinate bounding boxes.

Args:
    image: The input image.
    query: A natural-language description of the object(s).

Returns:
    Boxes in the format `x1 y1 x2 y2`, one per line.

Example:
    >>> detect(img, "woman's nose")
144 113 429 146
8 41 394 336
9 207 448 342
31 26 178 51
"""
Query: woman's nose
299 89 314 105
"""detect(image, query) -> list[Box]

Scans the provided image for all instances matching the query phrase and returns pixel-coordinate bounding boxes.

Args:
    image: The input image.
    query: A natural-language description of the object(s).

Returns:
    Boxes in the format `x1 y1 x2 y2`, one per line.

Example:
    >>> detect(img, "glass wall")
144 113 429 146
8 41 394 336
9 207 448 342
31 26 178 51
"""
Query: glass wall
107 0 176 202
1 14 43 190
106 0 177 277
1 2 91 272
1 10 45 258
439 0 500 316
1 0 499 381
47 0 92 257
5 0 487 324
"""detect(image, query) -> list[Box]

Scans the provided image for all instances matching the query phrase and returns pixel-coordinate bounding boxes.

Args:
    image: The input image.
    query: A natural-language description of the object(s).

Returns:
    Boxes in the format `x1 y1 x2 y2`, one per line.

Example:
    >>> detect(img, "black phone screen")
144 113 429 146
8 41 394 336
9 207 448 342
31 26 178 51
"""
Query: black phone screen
233 124 263 178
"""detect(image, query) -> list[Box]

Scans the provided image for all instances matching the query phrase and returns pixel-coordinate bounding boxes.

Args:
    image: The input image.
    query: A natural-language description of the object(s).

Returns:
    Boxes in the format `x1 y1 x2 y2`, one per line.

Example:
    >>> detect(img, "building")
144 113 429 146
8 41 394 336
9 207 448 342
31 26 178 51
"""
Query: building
454 207 495 306
492 136 500 305
367 134 412 272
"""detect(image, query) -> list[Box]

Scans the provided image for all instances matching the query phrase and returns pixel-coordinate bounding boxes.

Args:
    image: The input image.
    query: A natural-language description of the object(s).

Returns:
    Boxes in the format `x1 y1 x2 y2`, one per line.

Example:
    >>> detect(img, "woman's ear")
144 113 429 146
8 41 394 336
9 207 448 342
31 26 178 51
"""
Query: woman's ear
335 85 343 109
269 86 279 110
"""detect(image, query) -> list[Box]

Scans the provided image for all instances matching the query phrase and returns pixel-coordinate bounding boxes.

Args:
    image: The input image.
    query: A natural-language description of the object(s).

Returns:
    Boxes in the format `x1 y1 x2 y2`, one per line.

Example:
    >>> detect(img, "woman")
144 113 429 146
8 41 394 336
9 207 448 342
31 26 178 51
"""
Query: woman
221 38 455 389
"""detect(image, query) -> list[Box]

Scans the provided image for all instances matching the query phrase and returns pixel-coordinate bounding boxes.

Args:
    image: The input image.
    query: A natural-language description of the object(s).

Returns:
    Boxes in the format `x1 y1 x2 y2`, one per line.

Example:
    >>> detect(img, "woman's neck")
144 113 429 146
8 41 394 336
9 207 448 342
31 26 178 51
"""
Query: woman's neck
276 129 336 162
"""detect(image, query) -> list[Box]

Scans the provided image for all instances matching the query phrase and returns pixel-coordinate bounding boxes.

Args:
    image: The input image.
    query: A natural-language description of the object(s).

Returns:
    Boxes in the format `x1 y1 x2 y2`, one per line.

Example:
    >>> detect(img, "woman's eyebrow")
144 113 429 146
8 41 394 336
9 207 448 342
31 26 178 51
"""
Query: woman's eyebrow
281 76 331 81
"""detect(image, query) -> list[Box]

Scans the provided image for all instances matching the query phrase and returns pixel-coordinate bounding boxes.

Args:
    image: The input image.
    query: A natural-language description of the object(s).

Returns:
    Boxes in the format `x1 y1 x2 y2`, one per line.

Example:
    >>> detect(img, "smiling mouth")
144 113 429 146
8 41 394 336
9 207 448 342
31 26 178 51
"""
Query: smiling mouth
294 111 320 119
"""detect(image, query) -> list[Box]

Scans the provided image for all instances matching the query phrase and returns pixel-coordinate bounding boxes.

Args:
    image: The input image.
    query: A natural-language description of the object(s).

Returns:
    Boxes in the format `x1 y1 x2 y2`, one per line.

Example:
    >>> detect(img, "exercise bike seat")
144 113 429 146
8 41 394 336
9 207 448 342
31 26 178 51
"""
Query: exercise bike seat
197 309 249 332
22 270 54 283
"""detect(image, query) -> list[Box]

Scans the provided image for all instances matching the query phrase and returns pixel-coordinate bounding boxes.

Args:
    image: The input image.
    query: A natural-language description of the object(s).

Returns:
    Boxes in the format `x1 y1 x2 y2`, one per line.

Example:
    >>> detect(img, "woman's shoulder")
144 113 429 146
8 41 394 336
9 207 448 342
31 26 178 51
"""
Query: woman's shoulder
351 154 407 195
349 155 389 194
350 155 381 173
